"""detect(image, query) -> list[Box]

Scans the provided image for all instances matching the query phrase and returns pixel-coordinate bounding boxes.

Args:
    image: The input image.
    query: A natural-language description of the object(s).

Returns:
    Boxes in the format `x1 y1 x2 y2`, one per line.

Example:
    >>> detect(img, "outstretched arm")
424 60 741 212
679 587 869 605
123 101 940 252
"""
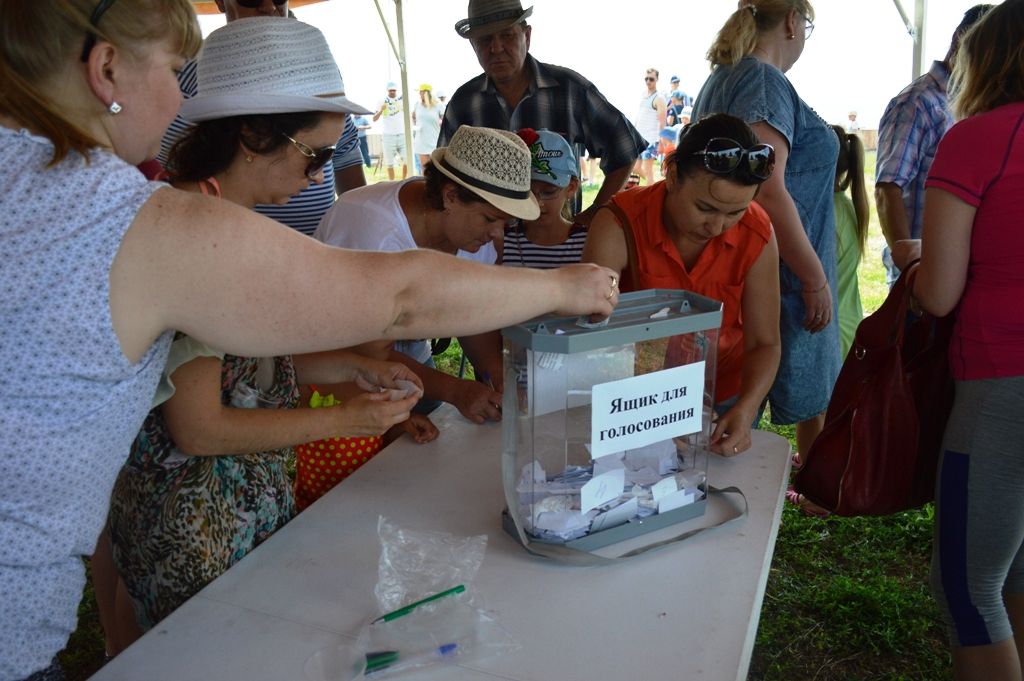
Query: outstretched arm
110 187 620 363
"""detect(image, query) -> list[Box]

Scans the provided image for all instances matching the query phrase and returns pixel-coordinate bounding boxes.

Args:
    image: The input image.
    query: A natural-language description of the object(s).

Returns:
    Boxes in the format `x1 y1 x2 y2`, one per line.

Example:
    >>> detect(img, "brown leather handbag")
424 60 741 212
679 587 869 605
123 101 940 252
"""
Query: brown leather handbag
793 261 955 516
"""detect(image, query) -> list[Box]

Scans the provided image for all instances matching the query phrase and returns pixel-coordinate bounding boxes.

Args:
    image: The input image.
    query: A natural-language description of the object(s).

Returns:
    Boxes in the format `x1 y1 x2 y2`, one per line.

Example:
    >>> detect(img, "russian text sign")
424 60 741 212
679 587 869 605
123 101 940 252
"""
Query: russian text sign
589 362 704 459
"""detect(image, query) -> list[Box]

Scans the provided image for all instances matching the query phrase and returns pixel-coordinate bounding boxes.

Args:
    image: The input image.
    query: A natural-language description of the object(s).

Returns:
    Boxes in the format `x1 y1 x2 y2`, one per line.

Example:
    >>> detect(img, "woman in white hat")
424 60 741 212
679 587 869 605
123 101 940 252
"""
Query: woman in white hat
315 125 540 425
95 17 430 652
0 1 618 677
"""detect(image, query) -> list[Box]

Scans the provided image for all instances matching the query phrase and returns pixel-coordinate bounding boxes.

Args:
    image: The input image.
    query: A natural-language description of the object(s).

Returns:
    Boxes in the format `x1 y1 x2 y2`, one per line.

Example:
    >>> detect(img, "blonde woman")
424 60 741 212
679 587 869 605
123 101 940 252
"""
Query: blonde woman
0 2 619 677
692 0 839 471
412 83 444 169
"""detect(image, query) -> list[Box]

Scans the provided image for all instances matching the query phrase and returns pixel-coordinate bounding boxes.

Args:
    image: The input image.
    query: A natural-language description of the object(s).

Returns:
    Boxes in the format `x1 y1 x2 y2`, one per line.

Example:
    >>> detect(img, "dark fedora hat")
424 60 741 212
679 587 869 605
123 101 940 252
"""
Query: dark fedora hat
454 0 533 39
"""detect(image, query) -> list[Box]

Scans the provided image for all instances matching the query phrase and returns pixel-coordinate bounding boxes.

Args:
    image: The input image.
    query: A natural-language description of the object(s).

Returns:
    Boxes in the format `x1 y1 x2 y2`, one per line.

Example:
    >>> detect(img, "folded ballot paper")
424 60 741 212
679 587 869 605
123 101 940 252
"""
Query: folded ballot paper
516 438 705 542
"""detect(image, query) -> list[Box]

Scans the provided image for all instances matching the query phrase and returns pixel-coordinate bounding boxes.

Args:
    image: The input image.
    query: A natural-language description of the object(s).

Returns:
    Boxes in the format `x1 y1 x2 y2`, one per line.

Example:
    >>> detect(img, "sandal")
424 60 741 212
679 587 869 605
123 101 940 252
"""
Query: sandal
785 486 830 518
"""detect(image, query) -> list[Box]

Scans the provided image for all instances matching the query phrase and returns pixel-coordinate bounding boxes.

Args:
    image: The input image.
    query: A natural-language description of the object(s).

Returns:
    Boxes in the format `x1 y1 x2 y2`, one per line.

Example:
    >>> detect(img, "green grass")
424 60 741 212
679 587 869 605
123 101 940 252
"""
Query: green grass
61 152 949 680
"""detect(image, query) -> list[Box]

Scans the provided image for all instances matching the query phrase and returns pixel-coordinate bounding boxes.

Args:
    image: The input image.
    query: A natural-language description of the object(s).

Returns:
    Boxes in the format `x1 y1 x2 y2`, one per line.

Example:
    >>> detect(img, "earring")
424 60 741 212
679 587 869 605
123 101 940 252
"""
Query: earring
787 33 795 40
108 101 122 115
245 154 254 163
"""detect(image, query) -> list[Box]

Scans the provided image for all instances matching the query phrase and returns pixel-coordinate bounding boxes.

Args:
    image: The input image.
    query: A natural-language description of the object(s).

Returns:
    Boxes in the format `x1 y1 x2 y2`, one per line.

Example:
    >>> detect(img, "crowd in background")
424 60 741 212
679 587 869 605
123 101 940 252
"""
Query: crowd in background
1 1 1022 681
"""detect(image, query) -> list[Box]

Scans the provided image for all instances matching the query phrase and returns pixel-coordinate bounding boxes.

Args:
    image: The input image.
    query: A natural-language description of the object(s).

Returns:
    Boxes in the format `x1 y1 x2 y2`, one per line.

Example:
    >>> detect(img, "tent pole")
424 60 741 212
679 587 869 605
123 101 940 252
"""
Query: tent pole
395 0 414 174
372 0 414 176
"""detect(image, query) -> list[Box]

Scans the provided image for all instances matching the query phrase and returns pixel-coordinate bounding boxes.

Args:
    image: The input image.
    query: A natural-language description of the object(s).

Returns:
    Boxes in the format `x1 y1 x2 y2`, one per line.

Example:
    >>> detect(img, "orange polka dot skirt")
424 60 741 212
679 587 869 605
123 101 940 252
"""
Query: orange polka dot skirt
294 435 383 512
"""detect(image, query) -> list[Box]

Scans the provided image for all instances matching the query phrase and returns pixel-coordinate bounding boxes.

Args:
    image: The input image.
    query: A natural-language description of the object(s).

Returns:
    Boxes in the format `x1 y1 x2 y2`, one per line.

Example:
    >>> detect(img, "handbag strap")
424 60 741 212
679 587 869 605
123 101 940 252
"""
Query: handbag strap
856 260 919 352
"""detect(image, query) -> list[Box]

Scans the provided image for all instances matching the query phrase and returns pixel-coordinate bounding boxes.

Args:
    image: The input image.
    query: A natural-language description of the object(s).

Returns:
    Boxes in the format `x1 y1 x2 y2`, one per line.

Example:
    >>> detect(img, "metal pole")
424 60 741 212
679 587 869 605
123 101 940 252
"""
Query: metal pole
890 0 924 81
913 0 927 80
395 0 415 175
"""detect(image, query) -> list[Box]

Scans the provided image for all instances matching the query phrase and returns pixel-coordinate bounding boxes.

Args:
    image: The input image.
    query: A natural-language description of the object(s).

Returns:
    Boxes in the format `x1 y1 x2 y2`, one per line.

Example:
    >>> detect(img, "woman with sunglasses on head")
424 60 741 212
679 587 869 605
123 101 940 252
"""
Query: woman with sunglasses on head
583 113 781 457
0 3 620 679
898 3 1024 678
692 0 839 471
97 17 429 654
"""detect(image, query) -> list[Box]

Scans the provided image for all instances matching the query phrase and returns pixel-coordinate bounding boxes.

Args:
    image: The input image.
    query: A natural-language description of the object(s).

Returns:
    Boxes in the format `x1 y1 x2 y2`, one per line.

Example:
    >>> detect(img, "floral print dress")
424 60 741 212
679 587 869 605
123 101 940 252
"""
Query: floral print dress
109 351 299 630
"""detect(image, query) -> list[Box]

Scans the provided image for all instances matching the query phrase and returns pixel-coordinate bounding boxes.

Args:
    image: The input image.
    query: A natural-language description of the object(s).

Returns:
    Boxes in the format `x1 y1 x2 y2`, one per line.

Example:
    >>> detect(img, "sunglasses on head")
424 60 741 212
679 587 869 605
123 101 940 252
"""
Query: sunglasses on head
692 137 775 181
280 132 336 179
235 0 288 7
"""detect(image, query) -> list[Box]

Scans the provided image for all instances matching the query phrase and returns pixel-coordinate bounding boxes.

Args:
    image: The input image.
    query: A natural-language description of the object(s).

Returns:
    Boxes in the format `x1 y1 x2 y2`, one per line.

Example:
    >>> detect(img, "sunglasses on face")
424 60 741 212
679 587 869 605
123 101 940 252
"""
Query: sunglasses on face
280 132 336 179
644 77 657 82
692 137 775 181
235 0 288 7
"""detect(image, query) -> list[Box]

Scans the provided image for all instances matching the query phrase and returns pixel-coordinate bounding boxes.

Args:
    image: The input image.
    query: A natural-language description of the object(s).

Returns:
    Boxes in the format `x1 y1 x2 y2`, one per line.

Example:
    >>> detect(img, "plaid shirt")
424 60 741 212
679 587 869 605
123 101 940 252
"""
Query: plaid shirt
439 55 645 175
875 61 954 240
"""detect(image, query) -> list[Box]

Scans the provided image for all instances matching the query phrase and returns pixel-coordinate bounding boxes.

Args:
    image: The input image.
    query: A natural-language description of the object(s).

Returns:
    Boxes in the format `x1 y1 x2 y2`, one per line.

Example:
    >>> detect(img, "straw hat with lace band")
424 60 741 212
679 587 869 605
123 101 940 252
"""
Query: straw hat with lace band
430 126 540 220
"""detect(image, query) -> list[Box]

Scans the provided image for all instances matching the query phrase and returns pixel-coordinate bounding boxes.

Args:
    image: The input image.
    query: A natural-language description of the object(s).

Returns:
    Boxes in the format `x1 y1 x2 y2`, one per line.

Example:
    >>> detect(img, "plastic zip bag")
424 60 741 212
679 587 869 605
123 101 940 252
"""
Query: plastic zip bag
354 517 518 678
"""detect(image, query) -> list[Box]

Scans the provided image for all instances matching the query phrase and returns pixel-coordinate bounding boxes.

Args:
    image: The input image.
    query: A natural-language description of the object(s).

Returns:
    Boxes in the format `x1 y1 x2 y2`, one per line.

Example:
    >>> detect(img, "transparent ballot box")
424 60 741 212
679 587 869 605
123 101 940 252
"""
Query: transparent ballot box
501 290 722 552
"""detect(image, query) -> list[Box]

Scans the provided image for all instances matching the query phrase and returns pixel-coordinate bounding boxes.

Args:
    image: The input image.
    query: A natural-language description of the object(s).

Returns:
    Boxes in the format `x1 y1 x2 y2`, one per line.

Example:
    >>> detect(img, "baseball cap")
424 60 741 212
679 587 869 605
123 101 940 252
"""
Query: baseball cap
515 128 578 187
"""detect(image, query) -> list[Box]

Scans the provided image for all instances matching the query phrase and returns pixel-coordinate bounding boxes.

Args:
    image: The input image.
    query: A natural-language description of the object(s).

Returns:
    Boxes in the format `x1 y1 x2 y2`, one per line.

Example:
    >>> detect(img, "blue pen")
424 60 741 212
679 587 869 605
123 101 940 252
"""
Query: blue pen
364 642 460 676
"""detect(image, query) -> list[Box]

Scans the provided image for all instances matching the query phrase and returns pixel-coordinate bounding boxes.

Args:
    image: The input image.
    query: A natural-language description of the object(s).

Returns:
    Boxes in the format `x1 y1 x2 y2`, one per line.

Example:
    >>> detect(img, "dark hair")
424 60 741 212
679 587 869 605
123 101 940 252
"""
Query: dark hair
951 3 994 54
669 112 765 186
831 124 868 258
422 161 489 210
166 111 323 182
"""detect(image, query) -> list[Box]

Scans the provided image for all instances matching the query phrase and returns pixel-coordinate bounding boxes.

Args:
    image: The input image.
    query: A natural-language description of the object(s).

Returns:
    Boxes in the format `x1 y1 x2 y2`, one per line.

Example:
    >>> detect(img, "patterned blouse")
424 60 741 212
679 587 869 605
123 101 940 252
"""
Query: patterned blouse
109 351 299 630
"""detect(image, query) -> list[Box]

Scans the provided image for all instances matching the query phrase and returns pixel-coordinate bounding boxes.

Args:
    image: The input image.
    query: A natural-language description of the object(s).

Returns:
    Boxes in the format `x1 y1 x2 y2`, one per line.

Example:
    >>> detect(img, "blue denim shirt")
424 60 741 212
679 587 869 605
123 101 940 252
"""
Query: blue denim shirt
693 57 840 423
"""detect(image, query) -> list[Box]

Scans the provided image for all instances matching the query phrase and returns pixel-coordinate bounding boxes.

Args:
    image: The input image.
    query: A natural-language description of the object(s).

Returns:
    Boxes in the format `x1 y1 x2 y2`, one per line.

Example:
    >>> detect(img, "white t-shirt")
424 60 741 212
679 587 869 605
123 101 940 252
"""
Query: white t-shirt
313 178 496 362
378 96 405 136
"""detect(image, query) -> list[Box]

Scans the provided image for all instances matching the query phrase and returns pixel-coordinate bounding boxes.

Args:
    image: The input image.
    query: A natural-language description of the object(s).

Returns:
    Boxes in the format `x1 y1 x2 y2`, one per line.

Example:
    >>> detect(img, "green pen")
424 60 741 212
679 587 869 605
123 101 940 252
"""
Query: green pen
372 584 466 623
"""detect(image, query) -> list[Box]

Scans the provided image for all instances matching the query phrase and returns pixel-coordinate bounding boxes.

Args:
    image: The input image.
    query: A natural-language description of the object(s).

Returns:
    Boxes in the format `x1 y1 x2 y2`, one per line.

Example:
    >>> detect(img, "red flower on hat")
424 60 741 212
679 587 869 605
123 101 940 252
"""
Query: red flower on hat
516 128 539 147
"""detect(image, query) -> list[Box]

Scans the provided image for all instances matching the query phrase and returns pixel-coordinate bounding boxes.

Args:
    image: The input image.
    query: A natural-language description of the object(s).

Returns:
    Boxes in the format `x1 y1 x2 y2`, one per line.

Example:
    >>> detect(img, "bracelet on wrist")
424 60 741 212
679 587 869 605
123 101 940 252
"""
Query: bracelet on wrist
802 281 827 294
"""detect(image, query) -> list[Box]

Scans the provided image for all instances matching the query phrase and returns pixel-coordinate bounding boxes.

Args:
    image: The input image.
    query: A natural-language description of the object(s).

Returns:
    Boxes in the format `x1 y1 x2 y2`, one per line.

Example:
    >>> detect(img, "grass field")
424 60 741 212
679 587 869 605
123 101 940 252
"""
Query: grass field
60 150 951 680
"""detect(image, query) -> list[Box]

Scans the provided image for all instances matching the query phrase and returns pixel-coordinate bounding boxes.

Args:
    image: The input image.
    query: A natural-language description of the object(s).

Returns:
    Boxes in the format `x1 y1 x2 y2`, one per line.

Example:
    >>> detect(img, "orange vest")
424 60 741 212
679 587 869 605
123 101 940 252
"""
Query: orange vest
609 182 771 401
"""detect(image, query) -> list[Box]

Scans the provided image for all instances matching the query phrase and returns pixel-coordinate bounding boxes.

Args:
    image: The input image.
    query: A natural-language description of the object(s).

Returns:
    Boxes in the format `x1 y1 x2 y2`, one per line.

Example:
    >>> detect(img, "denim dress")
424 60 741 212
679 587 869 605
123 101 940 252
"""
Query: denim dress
693 56 840 424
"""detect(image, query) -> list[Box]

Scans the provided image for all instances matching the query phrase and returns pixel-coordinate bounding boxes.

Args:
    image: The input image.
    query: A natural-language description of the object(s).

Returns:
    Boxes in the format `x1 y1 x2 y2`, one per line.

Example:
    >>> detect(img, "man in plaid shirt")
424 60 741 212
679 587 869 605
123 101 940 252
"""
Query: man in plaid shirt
441 0 645 225
875 4 992 284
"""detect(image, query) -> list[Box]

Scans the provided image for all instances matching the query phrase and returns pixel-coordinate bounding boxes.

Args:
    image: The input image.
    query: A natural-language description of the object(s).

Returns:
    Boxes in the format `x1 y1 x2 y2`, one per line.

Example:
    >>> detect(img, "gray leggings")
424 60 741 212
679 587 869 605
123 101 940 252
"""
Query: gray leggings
930 376 1024 647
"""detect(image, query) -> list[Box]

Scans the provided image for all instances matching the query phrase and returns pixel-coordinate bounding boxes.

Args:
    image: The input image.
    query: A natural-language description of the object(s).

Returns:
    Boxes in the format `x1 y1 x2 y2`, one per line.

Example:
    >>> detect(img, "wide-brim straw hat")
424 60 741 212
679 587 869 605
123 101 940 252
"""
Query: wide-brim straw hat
180 17 372 122
454 0 533 39
430 126 539 220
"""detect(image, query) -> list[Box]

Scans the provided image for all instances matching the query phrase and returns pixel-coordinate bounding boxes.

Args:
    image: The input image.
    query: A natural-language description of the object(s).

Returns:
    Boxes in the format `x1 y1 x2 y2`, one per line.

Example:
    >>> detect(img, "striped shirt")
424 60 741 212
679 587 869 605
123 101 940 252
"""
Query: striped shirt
160 60 363 236
501 222 588 269
875 60 953 240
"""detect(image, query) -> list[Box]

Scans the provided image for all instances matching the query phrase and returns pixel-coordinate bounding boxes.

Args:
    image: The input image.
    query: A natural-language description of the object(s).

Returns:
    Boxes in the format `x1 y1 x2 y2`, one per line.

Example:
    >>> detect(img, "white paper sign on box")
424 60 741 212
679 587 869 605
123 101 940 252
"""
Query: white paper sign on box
589 362 705 459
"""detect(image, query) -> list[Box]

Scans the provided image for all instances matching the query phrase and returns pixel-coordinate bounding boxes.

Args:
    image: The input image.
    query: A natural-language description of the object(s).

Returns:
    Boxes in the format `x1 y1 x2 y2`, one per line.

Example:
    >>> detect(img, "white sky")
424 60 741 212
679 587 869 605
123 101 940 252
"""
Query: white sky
198 1 991 132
